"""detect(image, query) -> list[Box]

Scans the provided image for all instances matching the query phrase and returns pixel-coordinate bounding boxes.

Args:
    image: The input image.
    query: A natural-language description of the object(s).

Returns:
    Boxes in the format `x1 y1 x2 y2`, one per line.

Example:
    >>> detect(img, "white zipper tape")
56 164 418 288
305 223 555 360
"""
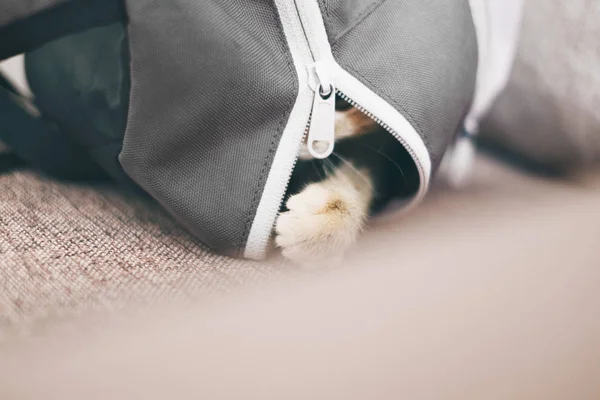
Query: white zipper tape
334 66 431 210
243 0 315 260
244 0 432 259
294 0 334 62
295 0 430 202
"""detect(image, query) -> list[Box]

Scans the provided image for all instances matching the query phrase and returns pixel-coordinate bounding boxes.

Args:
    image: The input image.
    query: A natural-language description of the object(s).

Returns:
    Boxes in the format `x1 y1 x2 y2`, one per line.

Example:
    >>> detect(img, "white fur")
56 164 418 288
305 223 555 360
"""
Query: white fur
275 164 373 267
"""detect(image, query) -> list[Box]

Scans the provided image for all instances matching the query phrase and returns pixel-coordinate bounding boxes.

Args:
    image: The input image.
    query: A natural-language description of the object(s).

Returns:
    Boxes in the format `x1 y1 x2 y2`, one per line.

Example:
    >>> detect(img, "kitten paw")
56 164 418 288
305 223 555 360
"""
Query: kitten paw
275 183 365 267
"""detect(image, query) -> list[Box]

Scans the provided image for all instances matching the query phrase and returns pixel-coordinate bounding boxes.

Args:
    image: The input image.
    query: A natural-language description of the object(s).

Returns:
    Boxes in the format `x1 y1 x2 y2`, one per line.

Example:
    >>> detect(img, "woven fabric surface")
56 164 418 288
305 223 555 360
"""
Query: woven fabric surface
0 169 289 337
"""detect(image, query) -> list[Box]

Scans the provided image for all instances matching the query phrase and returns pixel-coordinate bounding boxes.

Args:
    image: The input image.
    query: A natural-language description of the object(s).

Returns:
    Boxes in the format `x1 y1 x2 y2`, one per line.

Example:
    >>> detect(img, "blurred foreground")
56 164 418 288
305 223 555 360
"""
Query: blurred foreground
1 154 599 399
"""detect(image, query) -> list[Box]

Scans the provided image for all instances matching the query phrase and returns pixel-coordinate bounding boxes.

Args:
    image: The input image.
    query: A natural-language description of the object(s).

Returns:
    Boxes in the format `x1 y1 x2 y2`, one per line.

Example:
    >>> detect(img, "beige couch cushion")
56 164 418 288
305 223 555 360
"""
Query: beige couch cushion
2 154 600 337
2 161 600 398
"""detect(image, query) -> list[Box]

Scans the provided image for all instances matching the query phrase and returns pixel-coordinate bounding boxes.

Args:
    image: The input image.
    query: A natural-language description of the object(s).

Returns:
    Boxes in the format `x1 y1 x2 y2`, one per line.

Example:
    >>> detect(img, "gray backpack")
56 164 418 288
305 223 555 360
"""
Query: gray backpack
0 0 479 259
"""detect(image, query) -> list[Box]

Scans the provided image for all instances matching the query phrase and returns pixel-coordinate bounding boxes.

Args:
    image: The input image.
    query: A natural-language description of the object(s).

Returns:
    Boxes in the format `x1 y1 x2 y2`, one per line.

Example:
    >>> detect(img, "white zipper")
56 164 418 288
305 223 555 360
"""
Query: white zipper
244 0 431 259
306 61 336 159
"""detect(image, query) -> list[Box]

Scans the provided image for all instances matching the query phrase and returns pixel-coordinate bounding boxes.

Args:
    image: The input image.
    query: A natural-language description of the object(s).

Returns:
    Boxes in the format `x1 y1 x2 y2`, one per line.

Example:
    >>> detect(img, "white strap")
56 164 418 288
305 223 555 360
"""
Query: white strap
441 0 524 188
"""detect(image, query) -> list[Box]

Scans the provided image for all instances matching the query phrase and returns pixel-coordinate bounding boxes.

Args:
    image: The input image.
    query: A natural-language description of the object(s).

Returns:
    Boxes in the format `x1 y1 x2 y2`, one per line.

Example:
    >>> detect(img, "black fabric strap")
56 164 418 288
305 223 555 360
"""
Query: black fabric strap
0 83 109 180
0 70 19 95
0 0 126 61
0 0 125 179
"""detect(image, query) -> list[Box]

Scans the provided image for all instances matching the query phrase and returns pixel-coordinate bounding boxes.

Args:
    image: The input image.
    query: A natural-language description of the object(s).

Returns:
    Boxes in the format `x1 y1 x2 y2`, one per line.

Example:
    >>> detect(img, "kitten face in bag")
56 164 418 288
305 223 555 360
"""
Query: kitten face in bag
275 95 419 267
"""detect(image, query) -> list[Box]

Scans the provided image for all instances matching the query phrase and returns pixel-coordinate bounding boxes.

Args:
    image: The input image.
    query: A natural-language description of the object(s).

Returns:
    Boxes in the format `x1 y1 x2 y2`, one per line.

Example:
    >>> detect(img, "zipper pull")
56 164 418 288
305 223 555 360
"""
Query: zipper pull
307 61 336 159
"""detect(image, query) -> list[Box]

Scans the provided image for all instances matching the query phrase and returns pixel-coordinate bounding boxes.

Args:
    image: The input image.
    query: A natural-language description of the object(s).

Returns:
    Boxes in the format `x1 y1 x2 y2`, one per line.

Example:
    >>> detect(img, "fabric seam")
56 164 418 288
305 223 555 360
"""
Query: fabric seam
330 0 387 46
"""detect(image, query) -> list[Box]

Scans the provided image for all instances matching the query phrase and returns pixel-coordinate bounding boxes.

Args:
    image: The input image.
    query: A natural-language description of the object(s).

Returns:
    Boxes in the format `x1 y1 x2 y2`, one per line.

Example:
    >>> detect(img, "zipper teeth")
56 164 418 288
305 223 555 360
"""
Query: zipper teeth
336 90 424 176
247 103 310 259
273 90 423 228
255 87 427 258
285 118 311 190
271 0 313 225
272 117 311 214
249 0 428 258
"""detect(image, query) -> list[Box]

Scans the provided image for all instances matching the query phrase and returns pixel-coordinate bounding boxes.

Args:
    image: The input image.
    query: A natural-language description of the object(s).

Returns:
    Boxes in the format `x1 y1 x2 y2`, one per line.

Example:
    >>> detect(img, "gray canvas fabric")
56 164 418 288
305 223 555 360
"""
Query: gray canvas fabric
16 0 480 257
119 0 298 256
321 0 478 169
0 0 68 27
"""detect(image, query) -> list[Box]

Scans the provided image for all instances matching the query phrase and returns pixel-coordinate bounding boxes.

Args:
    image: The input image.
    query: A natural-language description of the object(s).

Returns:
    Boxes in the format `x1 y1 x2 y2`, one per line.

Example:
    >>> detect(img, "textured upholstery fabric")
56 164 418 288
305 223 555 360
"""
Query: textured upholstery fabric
0 170 289 337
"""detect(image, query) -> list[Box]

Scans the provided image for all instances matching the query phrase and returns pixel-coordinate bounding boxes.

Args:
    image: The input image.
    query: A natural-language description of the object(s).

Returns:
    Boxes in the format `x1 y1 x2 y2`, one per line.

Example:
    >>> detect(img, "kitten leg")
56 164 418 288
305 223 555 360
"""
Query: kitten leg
275 163 373 266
